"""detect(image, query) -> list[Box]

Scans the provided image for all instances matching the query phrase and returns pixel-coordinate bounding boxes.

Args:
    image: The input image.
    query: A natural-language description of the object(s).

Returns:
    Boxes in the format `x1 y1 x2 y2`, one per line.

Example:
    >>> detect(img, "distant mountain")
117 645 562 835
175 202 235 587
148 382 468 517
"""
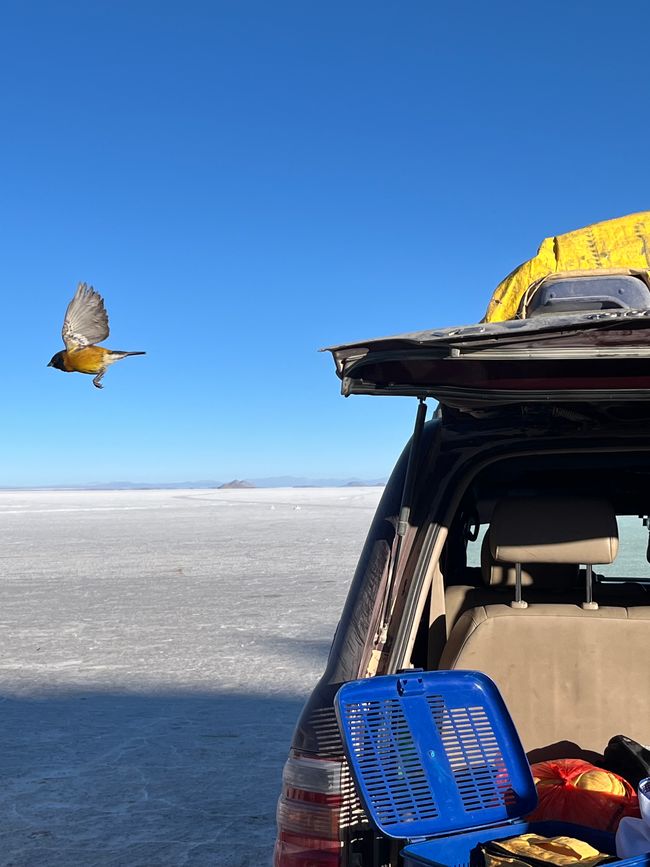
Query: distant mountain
0 481 224 492
248 476 386 488
77 480 223 491
1 476 386 492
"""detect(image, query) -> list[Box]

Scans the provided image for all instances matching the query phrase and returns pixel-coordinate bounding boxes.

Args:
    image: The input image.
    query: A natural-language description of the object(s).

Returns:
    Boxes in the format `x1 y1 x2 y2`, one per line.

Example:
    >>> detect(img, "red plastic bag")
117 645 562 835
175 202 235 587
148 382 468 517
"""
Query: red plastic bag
528 759 640 832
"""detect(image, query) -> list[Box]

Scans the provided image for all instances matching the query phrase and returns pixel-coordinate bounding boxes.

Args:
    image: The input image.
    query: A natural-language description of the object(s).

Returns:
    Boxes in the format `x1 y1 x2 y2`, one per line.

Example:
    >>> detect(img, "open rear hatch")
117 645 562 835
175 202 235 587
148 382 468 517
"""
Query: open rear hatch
325 309 650 408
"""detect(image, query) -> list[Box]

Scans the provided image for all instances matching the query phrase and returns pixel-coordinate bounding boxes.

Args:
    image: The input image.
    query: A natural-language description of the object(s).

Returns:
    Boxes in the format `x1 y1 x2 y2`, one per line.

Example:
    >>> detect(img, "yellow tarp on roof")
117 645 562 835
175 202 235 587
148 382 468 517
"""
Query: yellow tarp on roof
484 211 650 322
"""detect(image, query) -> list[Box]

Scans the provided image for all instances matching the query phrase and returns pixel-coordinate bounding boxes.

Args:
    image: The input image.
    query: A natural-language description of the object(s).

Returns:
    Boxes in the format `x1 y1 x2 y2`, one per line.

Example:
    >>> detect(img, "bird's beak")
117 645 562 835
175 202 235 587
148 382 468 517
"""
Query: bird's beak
47 361 52 367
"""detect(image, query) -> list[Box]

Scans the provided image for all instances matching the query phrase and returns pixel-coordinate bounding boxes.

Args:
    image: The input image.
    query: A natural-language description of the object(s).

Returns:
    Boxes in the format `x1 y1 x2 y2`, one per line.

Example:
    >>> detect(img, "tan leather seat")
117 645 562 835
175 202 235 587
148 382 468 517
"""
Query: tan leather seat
439 497 650 759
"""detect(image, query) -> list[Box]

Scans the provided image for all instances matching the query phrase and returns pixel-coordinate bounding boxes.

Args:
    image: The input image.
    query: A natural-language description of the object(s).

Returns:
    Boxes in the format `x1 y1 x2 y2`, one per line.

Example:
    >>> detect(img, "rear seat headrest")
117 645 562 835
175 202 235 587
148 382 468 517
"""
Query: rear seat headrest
489 497 619 565
480 533 579 590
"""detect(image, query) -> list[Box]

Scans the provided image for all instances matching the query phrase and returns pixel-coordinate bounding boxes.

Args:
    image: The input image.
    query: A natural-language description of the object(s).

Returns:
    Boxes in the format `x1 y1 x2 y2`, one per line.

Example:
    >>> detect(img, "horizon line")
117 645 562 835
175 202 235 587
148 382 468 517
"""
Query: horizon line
0 476 388 492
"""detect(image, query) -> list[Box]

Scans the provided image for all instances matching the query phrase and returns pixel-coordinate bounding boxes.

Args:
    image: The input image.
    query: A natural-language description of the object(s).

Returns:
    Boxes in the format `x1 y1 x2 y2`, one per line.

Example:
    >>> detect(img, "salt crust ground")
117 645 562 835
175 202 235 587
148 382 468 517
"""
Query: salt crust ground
0 487 382 867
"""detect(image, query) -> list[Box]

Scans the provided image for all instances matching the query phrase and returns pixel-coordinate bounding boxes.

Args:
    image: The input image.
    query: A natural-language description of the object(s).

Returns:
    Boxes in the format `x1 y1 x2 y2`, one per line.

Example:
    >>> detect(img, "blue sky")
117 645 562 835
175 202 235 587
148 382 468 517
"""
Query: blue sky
2 1 650 485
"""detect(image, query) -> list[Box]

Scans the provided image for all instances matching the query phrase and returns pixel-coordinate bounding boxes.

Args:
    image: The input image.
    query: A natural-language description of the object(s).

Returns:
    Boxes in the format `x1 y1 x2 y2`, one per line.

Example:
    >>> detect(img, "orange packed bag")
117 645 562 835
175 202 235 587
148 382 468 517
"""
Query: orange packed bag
528 759 640 832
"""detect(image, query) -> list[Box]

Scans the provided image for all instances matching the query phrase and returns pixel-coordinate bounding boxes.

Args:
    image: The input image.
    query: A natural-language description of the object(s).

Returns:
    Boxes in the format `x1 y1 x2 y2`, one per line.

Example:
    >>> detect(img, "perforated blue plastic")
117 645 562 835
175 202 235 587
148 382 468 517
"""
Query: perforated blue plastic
335 670 538 840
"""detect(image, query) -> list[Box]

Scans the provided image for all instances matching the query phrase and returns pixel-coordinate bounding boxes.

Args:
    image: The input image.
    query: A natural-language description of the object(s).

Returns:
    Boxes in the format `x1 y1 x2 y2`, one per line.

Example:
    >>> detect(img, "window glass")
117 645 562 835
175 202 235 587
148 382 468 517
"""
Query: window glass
465 517 650 581
466 525 488 569
599 515 650 581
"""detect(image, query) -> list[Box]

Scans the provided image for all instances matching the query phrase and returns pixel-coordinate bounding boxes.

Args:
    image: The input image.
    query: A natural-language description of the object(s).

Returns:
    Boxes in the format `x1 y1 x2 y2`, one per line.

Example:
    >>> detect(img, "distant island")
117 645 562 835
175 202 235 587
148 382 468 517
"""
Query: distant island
218 480 256 489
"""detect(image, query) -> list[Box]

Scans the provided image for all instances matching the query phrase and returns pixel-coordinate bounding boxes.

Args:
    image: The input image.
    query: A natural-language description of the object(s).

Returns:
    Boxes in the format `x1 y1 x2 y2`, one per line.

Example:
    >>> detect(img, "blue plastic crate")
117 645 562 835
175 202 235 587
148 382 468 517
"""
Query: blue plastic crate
401 820 617 867
334 670 650 867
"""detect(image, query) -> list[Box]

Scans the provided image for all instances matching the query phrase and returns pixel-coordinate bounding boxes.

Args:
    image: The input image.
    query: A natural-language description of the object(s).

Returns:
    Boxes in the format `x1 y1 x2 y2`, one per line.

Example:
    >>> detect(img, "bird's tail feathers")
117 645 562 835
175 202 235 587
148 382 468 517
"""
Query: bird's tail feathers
109 350 146 358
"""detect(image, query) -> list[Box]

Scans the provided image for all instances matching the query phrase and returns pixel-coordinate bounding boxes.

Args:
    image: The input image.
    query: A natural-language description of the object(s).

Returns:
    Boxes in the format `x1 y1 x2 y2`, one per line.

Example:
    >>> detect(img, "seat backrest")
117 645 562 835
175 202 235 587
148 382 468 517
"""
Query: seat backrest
439 497 650 758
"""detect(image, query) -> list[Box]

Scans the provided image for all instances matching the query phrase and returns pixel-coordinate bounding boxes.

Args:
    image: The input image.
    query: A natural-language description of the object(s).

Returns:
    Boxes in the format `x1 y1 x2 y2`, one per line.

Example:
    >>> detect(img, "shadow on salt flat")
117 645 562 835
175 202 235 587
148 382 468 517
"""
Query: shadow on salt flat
258 634 334 664
0 689 306 867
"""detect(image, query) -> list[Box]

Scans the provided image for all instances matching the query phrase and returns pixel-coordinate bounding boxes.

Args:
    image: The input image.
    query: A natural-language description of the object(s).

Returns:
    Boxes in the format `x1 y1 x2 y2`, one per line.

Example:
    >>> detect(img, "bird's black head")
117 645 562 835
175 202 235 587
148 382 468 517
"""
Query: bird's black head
47 352 66 371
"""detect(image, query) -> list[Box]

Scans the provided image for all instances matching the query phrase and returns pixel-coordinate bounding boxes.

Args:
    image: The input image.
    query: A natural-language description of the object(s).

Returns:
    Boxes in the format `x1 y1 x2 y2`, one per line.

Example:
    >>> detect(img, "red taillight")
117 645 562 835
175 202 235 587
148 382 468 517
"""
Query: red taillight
274 751 344 867
274 832 341 867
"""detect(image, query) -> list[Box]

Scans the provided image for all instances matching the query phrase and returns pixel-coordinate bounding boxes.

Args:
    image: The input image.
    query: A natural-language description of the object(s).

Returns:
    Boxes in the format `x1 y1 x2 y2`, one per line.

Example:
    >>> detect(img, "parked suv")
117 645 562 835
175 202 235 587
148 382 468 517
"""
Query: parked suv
274 278 650 867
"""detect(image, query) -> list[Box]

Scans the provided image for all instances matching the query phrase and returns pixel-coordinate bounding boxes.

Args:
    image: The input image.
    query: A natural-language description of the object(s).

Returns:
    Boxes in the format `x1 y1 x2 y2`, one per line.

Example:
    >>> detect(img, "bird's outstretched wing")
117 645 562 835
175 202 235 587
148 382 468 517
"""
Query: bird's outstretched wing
62 283 110 350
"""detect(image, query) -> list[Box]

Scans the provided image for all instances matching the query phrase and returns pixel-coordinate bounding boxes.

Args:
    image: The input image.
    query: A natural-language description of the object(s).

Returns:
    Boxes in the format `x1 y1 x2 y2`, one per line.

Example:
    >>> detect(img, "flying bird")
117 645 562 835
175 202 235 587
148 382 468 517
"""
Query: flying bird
48 283 145 389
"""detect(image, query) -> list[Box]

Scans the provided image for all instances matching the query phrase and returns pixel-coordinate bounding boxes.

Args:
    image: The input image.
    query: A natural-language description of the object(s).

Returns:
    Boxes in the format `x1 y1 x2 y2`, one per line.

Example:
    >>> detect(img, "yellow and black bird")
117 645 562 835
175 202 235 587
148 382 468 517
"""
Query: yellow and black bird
48 283 145 389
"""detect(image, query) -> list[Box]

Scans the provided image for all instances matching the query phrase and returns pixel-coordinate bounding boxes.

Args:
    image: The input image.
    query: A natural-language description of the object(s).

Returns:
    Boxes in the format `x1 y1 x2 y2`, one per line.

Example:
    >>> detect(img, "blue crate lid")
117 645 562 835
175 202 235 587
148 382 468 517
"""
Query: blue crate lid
335 670 538 840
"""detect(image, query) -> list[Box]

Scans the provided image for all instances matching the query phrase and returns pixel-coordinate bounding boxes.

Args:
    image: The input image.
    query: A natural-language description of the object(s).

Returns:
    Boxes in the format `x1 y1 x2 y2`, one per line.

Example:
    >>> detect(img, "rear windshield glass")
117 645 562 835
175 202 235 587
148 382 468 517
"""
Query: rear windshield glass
467 516 650 581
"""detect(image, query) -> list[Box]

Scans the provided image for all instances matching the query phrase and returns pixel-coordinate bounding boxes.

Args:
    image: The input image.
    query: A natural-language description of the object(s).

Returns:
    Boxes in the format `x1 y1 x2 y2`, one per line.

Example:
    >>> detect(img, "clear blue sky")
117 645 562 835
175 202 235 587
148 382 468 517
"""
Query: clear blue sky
2 0 650 486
